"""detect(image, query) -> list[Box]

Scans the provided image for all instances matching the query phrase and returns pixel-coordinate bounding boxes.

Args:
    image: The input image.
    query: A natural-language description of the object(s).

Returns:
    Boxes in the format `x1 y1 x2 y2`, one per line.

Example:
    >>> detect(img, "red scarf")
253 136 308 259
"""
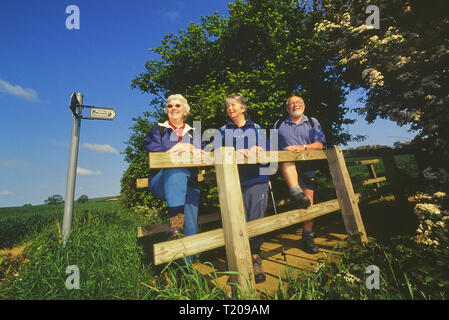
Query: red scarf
168 121 186 142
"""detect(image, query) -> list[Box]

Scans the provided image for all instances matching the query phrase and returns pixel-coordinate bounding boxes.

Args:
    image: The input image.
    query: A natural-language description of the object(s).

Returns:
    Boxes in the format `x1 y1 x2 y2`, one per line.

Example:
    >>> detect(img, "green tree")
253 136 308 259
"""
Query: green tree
315 0 449 167
47 194 63 205
120 115 162 209
123 0 364 208
77 195 89 203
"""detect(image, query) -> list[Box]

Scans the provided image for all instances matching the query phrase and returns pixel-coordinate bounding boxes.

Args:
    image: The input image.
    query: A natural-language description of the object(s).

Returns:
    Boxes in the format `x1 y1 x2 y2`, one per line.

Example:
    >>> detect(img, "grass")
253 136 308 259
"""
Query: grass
0 200 155 299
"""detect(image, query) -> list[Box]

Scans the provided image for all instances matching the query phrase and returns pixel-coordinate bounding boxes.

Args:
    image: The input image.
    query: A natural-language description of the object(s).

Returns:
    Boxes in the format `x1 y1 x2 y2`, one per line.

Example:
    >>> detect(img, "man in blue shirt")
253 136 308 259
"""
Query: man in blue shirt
215 93 269 283
277 96 326 254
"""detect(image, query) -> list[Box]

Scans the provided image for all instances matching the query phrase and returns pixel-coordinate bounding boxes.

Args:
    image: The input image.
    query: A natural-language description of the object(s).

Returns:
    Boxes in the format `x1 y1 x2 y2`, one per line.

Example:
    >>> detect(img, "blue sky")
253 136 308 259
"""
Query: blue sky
0 0 416 208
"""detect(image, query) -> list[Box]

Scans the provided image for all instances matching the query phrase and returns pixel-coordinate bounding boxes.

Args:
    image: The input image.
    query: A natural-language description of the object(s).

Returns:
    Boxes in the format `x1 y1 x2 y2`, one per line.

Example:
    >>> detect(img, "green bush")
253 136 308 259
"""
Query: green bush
77 195 89 203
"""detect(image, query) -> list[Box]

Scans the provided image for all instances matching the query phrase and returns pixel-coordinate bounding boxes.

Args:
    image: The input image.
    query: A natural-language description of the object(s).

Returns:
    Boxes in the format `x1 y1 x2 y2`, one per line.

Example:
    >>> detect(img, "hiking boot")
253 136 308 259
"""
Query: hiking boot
292 192 311 209
252 254 266 284
168 213 185 240
302 234 319 254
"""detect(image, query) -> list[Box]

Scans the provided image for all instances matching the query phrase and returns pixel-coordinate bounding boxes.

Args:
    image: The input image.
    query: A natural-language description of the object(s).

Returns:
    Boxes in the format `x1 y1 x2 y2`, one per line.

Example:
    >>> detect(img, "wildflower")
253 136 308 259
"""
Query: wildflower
414 203 441 216
395 56 410 68
342 272 361 284
413 193 432 202
362 68 384 88
433 192 446 199
435 221 445 228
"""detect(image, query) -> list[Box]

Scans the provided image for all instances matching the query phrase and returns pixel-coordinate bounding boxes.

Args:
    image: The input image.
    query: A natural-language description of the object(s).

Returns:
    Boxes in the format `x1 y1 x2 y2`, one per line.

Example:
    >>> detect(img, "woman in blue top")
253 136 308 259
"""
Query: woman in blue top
215 93 269 284
144 94 203 246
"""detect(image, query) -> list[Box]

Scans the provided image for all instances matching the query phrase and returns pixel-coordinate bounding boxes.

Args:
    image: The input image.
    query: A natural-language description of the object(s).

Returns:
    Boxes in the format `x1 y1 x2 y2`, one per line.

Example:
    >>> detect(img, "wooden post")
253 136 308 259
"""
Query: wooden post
326 147 368 243
367 161 383 200
368 163 381 189
214 147 255 294
381 151 407 203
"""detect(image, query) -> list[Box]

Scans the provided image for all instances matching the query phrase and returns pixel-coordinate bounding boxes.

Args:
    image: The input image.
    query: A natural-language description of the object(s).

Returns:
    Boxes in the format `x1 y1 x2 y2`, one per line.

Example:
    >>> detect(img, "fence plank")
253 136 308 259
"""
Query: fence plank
213 147 255 293
347 159 380 166
136 173 215 189
148 150 327 169
326 147 368 243
153 197 349 265
361 176 387 186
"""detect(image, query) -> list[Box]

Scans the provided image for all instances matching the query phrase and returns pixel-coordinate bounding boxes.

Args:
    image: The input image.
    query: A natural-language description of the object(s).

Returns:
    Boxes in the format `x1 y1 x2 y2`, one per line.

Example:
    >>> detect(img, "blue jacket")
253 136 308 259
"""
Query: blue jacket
144 121 203 178
216 119 270 186
144 121 200 153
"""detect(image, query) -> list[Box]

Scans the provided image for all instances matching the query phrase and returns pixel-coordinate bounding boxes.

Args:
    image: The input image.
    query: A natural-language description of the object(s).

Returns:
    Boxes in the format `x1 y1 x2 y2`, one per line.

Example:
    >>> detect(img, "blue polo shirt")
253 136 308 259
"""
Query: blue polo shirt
216 119 270 186
277 116 326 150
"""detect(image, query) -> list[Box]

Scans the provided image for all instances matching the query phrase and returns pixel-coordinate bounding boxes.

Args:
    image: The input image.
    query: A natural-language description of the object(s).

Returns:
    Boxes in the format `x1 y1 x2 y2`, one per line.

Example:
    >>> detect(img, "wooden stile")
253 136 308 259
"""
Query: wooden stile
140 146 374 297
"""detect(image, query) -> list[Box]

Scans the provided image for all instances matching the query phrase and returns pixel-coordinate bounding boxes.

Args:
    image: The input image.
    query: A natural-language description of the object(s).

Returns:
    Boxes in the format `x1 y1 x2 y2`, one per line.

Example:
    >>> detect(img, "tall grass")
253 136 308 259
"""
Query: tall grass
0 205 155 299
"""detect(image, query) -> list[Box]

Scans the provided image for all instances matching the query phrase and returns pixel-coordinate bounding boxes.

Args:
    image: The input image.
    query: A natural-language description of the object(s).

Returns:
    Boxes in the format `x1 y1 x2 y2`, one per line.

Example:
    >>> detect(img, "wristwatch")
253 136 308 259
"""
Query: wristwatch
303 144 307 150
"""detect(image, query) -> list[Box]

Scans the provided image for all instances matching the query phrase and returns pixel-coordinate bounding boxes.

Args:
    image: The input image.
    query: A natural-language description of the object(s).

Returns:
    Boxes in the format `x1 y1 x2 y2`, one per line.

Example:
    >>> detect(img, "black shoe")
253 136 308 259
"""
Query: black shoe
302 235 319 254
252 255 266 284
292 192 311 209
168 229 184 241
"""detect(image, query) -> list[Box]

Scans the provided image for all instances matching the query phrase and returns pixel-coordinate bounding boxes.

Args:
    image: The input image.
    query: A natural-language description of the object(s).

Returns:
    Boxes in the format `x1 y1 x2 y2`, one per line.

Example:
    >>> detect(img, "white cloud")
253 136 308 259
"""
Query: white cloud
164 10 181 22
0 78 39 102
77 167 101 176
82 143 119 154
0 190 13 196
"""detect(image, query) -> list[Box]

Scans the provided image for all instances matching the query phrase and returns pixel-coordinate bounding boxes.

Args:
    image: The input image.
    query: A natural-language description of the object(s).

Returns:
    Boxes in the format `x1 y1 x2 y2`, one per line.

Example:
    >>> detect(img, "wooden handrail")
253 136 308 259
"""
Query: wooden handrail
148 150 328 169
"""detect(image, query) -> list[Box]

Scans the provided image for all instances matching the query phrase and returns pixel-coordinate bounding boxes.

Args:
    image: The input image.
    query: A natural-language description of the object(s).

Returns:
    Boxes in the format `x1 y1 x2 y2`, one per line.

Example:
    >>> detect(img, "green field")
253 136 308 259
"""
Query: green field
1 154 448 300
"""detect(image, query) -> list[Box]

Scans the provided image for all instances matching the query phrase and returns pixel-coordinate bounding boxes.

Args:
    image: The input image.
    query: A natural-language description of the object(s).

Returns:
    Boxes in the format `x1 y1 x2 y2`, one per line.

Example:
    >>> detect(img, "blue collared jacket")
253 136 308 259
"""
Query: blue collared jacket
216 119 270 186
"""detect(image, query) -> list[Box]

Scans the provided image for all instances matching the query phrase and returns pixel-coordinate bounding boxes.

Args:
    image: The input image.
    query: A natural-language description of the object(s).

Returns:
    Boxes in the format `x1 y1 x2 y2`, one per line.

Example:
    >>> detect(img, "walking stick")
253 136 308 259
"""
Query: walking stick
268 180 287 263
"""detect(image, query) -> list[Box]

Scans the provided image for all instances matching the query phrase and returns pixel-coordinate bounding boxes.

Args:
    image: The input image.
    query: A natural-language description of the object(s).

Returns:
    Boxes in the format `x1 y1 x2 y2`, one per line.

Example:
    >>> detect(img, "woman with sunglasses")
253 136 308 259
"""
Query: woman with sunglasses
144 94 203 263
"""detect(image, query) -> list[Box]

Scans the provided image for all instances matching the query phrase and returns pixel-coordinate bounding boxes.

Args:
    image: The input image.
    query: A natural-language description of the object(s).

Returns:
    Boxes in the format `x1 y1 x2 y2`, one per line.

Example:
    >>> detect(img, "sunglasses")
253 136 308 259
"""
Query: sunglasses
167 103 182 109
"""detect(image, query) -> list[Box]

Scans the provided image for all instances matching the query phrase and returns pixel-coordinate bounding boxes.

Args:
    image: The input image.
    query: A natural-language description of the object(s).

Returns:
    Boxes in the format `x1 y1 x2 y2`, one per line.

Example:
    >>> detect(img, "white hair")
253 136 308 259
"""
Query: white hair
164 94 190 116
226 93 247 112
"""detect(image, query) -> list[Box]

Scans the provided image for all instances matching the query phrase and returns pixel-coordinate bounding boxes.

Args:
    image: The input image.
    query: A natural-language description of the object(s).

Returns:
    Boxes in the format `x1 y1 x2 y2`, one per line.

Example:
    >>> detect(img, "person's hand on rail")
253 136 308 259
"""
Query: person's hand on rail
237 146 264 158
168 142 205 159
285 145 306 152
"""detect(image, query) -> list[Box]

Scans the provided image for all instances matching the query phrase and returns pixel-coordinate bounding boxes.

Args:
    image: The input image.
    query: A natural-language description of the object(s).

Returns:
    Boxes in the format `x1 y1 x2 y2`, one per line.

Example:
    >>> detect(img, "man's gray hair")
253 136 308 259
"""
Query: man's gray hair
164 94 190 116
226 93 247 112
285 95 305 109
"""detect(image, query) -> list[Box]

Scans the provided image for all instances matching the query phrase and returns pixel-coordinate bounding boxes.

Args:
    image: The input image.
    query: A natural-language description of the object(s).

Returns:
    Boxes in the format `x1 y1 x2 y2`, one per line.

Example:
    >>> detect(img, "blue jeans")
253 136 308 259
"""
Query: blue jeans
149 168 200 264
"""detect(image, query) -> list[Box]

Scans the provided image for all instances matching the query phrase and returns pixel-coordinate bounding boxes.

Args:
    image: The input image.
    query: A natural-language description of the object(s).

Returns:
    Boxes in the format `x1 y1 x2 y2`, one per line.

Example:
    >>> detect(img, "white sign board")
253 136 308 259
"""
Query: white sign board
90 108 116 120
